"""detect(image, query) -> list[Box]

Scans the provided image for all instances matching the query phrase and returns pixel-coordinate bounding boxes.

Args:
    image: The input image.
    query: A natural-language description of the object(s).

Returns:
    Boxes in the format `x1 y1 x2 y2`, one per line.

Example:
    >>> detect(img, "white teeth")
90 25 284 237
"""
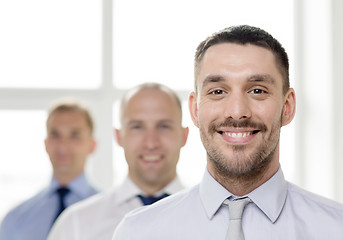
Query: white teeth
143 155 160 162
224 132 251 138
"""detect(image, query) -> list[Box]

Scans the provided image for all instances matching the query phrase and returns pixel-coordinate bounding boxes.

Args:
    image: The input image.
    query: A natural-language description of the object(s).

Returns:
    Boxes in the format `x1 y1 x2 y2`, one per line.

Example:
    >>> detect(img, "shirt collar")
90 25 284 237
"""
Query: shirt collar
114 176 184 205
48 173 95 198
199 167 287 223
200 169 230 219
248 168 287 222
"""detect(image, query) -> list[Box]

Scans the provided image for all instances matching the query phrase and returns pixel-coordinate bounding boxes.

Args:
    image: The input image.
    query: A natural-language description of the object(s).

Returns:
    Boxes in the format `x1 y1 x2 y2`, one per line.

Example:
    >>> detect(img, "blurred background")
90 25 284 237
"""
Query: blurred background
0 0 342 221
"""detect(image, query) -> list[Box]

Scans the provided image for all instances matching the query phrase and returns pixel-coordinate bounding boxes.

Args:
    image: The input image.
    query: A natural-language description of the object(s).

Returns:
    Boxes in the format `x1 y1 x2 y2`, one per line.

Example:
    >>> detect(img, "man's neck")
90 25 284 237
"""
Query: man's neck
208 160 279 196
130 175 176 196
54 172 81 187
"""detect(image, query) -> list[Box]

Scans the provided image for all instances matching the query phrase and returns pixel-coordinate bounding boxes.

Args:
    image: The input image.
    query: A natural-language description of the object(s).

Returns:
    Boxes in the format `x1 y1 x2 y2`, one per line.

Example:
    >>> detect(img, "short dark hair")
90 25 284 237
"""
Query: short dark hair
194 25 289 94
47 99 94 135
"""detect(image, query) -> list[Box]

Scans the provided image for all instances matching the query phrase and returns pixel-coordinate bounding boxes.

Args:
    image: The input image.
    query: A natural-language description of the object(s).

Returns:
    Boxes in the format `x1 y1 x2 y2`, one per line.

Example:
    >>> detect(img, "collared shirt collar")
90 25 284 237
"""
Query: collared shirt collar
248 167 287 222
47 173 95 198
114 176 184 206
199 167 287 223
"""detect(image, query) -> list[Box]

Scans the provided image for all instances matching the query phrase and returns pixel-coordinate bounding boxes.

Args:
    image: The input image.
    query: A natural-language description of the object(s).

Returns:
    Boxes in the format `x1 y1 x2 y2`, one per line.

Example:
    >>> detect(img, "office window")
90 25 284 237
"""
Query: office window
0 0 102 89
113 0 294 90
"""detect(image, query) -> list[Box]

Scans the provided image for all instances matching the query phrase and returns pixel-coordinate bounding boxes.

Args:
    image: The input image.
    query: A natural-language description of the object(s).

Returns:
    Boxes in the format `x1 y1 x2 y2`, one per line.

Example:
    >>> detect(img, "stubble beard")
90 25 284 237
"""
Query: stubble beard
200 117 282 184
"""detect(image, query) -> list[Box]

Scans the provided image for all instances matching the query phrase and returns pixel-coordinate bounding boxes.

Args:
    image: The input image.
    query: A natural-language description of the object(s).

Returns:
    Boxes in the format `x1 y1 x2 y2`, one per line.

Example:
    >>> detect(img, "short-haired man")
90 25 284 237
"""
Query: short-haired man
0 100 98 240
112 25 343 239
47 83 189 240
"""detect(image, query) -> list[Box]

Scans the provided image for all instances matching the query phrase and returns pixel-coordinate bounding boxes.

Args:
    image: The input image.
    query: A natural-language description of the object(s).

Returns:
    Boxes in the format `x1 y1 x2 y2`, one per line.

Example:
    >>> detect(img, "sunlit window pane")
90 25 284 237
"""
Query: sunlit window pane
113 0 294 90
0 0 102 89
0 111 51 220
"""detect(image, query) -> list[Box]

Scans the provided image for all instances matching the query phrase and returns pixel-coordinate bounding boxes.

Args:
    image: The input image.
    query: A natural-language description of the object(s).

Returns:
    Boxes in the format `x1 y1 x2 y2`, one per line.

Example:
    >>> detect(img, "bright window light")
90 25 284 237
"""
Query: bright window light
0 0 102 89
113 0 294 90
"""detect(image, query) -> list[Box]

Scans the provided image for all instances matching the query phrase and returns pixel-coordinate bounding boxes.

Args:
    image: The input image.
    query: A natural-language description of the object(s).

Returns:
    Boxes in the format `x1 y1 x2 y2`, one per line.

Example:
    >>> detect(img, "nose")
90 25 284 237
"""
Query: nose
144 130 161 150
56 137 70 152
223 91 252 120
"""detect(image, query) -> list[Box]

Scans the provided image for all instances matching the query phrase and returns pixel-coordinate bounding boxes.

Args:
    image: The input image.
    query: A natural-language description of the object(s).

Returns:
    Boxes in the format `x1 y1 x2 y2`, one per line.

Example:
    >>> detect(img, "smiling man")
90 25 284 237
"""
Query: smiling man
47 82 188 240
112 25 343 240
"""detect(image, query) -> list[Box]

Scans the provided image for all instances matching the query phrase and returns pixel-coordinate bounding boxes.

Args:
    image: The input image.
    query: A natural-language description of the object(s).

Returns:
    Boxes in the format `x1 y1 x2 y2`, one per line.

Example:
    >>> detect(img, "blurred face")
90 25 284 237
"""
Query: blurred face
189 43 295 179
116 88 188 190
45 110 96 181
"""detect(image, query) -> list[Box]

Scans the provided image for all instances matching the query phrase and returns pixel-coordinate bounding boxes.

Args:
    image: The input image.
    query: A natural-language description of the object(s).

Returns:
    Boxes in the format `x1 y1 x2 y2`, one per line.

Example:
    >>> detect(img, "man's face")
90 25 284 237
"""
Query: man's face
45 110 95 180
189 43 295 178
116 88 188 189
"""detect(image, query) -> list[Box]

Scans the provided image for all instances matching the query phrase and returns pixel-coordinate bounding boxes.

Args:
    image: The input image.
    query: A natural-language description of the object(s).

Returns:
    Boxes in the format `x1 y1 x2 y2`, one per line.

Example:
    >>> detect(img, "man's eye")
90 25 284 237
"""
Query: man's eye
71 132 80 139
250 89 267 94
211 89 224 95
49 131 59 138
159 124 170 129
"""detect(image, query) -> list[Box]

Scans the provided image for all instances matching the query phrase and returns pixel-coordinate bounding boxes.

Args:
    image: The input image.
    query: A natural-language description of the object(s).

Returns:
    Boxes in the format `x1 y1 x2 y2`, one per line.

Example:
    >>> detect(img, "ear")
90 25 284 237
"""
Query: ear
181 127 189 147
281 88 296 126
114 128 122 146
188 92 199 128
89 139 97 154
44 138 48 153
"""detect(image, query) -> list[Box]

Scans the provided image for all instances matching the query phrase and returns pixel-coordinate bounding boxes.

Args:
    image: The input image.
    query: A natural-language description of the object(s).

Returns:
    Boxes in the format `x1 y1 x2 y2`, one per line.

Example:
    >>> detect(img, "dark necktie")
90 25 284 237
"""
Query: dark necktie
137 193 169 205
53 187 70 222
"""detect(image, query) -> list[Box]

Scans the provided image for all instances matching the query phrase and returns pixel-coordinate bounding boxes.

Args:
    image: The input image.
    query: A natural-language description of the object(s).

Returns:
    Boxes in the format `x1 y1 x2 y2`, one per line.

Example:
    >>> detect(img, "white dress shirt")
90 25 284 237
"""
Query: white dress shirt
47 176 184 240
112 168 343 240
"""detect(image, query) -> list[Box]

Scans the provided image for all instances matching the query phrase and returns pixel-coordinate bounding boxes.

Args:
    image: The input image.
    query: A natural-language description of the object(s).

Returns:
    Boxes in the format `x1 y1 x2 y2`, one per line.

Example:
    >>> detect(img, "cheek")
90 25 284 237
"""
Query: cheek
45 142 56 153
253 102 283 125
197 102 222 126
161 133 182 149
123 133 142 146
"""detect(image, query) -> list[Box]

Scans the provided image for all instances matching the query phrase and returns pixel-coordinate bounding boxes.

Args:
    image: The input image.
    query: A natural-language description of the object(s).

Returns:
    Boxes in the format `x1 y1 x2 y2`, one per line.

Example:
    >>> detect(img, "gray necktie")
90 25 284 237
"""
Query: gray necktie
223 197 251 240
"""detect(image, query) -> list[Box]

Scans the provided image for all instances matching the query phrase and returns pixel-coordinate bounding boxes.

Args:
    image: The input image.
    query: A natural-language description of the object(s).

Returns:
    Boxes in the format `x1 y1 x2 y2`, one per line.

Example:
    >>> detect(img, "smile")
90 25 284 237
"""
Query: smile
223 132 252 138
218 129 260 144
142 155 161 162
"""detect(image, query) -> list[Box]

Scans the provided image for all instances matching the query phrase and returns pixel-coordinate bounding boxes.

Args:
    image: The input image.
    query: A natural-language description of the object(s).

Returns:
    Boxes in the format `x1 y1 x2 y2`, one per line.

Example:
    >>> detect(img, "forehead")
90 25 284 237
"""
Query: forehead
47 110 89 129
122 88 181 123
197 43 282 88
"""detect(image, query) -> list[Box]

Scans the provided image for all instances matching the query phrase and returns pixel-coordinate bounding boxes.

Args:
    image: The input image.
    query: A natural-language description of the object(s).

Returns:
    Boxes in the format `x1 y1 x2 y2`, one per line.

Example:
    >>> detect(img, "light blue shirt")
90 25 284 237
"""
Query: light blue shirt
113 168 343 240
0 174 97 240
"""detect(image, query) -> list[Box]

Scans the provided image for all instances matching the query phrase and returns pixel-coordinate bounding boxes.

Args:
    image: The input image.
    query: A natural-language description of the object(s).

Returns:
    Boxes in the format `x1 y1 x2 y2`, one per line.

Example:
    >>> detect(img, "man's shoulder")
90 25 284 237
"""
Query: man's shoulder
123 185 200 222
113 185 204 239
1 189 47 227
288 182 343 216
64 188 118 215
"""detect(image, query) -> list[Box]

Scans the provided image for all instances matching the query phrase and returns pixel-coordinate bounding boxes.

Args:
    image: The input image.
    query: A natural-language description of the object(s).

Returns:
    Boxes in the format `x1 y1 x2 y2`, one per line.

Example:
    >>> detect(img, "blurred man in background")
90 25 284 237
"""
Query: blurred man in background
48 82 189 240
0 99 98 240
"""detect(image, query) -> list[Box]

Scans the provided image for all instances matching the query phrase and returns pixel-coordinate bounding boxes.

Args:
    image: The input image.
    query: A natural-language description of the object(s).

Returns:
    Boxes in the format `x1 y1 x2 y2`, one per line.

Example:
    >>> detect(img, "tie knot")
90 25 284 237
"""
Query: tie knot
57 187 70 199
137 193 169 205
223 197 251 220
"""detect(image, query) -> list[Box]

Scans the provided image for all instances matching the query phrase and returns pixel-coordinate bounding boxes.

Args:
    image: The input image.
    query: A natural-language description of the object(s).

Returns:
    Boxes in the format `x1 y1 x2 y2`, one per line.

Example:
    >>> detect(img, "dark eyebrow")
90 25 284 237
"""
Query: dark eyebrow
247 74 276 85
201 75 226 88
201 74 276 89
